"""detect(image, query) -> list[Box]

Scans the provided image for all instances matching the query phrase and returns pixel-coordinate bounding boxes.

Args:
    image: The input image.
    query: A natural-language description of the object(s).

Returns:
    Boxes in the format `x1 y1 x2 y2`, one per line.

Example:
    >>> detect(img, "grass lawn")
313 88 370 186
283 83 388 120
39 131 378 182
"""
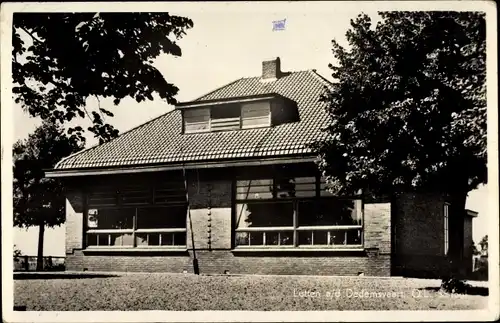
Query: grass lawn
13 272 488 311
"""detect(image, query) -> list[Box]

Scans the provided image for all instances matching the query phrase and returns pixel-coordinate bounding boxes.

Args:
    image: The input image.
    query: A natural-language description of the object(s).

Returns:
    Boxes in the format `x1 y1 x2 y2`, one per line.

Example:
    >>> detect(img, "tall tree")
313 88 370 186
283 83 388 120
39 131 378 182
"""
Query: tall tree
312 11 486 265
12 12 193 143
13 121 84 270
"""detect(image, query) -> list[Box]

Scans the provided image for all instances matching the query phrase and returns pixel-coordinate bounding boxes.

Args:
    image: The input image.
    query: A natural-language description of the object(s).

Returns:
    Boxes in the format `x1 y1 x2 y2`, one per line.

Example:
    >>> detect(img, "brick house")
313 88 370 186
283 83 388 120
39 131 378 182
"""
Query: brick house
46 57 476 277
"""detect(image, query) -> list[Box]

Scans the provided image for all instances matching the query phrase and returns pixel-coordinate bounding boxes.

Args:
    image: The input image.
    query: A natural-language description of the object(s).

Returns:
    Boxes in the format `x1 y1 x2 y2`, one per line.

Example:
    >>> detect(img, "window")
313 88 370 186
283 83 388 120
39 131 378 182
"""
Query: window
183 101 271 133
234 175 363 248
184 108 210 133
210 105 241 131
85 178 187 249
444 203 450 255
241 102 271 128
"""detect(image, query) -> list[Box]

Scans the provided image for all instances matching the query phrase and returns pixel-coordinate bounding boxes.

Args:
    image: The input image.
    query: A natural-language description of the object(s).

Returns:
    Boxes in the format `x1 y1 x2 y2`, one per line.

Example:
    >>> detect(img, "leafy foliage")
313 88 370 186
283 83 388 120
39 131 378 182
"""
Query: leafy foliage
14 245 23 257
12 12 193 143
472 235 488 256
478 235 488 254
13 121 84 228
312 11 486 197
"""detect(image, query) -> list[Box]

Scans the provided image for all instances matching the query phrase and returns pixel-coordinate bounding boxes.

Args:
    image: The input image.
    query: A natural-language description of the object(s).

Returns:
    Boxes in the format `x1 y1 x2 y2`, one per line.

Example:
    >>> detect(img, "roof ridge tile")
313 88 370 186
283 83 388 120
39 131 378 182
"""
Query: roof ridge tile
308 69 334 89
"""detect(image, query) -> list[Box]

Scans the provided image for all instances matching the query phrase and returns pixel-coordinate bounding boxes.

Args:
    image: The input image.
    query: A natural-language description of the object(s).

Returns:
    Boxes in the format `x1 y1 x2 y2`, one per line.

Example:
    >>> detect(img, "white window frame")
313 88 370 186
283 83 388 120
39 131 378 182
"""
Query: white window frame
234 177 364 250
444 202 450 256
85 183 188 249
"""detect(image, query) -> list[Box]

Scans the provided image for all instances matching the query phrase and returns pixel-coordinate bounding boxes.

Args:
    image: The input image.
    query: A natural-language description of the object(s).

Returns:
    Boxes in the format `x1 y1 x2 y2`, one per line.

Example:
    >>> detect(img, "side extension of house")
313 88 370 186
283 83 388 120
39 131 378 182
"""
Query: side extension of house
62 165 469 277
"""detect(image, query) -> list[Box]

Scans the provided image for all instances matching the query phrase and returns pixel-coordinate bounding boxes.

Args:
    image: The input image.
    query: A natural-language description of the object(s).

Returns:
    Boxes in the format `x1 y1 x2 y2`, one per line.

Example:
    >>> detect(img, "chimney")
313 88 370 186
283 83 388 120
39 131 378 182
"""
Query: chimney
262 57 281 81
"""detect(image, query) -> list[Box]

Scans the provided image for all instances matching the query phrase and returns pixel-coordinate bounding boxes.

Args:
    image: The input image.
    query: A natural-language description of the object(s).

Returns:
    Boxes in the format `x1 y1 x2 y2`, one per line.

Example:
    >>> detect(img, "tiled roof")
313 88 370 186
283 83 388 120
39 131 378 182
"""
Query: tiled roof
55 70 332 170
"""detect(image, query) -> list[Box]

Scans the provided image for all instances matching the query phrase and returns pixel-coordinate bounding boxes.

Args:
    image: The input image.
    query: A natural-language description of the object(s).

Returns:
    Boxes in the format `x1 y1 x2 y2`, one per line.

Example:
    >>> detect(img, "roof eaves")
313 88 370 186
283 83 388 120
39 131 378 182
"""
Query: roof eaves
176 92 287 108
47 154 319 177
54 144 94 170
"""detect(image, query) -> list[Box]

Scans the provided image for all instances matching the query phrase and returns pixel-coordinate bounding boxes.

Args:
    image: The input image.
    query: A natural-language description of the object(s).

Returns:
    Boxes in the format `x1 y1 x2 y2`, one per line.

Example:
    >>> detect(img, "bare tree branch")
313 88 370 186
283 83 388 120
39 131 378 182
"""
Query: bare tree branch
19 26 43 44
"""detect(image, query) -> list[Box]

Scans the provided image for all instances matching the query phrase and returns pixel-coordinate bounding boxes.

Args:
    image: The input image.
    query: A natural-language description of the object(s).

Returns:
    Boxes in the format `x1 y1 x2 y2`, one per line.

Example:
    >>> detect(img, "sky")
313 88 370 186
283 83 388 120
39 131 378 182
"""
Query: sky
9 3 490 256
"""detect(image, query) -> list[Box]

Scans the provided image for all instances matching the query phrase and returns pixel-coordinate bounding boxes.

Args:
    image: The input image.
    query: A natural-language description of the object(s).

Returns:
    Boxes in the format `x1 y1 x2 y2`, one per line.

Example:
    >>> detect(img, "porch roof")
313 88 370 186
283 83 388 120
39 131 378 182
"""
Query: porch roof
51 69 333 174
466 209 478 217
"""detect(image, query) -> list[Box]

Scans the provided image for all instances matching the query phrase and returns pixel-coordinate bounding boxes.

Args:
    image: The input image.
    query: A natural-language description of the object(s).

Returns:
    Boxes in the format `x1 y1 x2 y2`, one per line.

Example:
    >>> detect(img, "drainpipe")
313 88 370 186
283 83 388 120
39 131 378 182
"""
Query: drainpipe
183 166 199 275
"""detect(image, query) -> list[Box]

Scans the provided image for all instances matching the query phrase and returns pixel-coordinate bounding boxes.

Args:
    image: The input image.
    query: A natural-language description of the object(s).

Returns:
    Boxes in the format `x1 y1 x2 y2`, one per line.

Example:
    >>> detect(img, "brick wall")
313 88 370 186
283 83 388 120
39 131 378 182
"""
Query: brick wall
364 202 391 254
65 189 84 254
65 166 393 276
66 250 190 273
186 173 232 250
463 217 473 274
393 193 449 277
67 250 391 276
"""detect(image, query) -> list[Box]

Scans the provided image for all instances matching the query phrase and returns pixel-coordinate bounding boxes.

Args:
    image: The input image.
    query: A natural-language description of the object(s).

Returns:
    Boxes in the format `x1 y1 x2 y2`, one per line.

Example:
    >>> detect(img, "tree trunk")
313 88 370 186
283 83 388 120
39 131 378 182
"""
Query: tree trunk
36 222 45 271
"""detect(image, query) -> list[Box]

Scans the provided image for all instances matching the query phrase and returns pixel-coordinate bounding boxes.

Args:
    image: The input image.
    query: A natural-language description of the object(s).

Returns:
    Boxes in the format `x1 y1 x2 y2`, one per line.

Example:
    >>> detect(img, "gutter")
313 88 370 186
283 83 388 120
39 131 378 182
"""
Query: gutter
175 93 289 109
45 155 318 178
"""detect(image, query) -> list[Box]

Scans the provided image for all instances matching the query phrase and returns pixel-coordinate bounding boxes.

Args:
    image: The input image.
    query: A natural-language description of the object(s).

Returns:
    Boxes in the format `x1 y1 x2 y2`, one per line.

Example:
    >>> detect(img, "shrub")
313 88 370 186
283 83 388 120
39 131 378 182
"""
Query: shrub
14 245 22 257
440 277 470 294
46 263 65 272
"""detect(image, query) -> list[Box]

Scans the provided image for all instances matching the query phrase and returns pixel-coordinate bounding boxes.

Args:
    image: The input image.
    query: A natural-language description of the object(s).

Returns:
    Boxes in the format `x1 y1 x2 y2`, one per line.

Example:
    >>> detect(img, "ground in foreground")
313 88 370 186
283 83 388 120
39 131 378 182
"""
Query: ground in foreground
14 272 488 311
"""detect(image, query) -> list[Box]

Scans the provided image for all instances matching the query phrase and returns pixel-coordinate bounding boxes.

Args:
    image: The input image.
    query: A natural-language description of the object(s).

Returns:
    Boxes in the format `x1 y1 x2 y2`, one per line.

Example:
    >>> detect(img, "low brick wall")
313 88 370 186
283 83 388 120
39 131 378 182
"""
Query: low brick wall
66 250 391 276
66 250 190 273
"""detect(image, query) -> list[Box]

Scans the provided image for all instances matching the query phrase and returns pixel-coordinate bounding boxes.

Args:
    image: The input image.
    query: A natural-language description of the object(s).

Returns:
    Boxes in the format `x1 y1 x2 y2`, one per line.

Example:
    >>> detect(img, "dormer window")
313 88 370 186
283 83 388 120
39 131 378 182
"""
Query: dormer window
183 102 271 133
241 102 271 129
179 94 298 134
183 108 210 133
211 104 243 131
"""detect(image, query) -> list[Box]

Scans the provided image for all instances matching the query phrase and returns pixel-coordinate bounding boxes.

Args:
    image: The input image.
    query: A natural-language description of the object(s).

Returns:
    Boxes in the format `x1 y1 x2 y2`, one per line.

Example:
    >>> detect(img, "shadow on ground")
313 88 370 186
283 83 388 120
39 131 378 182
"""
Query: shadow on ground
420 286 489 296
13 273 119 280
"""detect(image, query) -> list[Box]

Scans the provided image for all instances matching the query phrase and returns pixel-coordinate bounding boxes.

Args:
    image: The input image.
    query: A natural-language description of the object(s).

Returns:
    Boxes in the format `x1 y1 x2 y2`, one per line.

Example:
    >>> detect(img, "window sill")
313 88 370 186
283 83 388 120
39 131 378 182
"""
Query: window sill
184 124 272 134
232 246 365 255
82 246 188 255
